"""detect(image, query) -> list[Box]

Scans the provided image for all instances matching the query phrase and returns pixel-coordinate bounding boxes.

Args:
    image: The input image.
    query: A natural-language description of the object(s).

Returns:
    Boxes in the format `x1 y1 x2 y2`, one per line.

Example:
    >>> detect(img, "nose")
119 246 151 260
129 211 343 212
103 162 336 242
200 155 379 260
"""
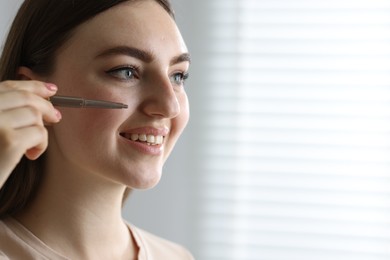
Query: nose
141 77 180 119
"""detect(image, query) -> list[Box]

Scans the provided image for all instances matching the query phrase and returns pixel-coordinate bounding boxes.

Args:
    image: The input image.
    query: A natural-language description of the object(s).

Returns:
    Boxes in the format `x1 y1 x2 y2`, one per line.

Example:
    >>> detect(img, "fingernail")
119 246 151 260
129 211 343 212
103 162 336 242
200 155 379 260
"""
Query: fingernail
45 83 58 91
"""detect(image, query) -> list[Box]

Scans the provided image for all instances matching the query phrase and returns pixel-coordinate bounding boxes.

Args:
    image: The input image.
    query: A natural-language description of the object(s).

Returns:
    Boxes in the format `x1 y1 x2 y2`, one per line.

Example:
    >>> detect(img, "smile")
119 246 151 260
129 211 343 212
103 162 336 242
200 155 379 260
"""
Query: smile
120 133 164 146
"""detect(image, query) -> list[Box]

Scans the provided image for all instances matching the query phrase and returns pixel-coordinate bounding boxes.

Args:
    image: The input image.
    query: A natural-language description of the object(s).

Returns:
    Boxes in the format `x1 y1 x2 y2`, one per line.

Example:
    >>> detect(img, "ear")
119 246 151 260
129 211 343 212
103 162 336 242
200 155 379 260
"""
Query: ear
17 66 40 80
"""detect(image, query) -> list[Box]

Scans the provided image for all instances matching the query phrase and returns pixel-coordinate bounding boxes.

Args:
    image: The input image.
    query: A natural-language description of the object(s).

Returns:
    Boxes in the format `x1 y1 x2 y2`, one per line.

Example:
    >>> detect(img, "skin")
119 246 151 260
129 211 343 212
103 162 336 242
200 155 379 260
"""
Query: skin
0 1 190 259
0 81 61 186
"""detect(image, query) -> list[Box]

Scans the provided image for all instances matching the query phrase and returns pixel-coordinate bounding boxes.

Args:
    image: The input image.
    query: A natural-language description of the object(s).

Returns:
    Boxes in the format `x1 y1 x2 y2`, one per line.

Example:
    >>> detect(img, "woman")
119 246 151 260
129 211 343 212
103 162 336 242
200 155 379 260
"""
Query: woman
0 0 193 259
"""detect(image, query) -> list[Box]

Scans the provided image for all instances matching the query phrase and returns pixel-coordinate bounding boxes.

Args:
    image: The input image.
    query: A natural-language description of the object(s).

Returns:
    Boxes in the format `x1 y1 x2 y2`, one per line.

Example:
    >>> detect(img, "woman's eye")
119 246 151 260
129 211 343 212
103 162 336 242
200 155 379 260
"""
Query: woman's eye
170 72 189 86
106 66 138 81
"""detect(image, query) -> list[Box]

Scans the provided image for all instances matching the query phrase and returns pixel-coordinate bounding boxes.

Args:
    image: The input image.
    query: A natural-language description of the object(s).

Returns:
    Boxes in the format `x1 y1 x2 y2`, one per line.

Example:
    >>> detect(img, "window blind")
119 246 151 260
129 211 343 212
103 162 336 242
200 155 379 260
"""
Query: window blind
195 0 390 259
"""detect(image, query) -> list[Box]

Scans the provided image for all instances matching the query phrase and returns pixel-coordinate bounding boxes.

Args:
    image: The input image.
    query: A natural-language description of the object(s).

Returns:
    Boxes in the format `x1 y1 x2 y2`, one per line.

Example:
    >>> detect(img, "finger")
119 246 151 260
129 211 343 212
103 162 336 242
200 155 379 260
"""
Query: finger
25 147 46 160
0 124 48 162
0 80 57 98
0 106 60 129
0 83 55 110
0 91 61 123
16 125 49 160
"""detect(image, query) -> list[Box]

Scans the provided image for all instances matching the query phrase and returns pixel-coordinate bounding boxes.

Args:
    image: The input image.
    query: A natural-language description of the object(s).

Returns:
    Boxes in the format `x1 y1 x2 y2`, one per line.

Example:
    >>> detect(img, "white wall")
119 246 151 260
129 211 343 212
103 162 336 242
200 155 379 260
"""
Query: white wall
0 1 23 43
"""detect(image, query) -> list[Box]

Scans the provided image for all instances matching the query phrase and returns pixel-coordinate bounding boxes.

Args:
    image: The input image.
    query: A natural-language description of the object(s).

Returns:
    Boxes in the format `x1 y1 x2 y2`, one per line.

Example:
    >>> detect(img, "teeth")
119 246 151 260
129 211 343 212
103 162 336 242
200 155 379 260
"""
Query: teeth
140 134 147 142
147 135 155 143
155 135 163 144
123 133 164 145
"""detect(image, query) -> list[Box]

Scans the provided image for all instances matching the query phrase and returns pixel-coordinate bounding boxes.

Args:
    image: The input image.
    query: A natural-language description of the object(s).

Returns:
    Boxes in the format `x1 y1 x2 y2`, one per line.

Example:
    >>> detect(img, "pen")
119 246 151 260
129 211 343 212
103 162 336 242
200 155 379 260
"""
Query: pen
48 95 128 109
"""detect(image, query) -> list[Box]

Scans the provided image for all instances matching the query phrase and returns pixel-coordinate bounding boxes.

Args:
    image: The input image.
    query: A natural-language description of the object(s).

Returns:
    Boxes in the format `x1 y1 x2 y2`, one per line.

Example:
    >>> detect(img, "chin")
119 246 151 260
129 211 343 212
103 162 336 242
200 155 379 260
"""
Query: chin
123 168 163 190
130 179 161 190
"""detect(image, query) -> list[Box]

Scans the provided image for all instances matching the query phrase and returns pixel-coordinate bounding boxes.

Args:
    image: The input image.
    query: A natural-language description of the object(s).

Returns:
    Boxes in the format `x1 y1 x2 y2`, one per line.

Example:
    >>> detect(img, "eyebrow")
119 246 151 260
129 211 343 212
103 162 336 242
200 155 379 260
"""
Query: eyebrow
170 52 191 65
96 46 191 65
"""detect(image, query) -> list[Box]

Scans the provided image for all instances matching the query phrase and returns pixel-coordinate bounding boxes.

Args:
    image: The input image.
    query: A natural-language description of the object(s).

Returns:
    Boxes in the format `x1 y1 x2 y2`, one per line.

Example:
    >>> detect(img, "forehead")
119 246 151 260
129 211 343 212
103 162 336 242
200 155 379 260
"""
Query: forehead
60 1 187 59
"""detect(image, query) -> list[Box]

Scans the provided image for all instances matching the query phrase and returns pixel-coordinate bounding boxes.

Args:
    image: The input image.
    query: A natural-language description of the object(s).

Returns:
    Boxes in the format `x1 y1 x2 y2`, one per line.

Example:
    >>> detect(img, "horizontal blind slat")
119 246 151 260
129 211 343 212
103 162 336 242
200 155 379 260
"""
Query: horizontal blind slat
196 0 390 259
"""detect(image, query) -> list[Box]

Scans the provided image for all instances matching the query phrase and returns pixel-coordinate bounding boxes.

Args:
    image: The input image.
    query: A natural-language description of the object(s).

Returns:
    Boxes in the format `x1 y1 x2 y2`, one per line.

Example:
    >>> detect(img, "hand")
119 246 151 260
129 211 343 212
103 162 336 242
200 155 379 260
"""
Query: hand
0 80 61 187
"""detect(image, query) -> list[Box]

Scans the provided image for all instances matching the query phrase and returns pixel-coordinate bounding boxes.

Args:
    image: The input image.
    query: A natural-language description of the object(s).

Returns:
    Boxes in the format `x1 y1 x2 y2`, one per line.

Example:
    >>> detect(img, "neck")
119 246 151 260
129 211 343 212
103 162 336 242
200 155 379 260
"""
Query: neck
14 155 136 259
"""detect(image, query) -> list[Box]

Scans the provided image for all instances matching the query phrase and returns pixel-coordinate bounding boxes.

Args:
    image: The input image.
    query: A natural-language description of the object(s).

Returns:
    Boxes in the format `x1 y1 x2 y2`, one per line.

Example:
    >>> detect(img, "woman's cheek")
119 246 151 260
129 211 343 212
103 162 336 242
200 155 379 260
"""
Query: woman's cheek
56 109 119 146
83 110 120 135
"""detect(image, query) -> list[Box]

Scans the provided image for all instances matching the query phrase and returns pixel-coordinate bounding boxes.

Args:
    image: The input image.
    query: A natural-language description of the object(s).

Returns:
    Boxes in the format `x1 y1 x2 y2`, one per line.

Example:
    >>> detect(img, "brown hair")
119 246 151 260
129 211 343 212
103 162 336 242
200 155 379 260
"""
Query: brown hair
0 0 174 218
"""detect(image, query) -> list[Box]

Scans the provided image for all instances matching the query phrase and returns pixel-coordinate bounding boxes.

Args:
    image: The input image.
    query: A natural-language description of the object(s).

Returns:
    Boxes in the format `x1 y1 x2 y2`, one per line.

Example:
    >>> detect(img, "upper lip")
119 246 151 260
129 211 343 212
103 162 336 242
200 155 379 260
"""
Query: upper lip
119 126 170 137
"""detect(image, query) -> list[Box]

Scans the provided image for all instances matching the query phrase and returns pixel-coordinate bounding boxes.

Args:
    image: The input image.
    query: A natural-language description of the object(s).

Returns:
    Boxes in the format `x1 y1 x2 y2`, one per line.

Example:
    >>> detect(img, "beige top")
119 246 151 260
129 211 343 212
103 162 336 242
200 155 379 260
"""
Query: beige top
0 217 194 260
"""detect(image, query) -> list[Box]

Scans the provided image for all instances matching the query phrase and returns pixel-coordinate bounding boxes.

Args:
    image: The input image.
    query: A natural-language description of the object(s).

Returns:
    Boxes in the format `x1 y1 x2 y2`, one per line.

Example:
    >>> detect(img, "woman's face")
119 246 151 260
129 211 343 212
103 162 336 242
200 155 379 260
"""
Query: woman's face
46 0 190 189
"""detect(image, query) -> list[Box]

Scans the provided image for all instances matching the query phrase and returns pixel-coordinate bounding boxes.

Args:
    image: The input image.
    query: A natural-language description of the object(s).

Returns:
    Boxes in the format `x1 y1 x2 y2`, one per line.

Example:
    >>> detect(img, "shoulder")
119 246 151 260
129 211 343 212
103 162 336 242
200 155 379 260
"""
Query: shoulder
129 224 194 260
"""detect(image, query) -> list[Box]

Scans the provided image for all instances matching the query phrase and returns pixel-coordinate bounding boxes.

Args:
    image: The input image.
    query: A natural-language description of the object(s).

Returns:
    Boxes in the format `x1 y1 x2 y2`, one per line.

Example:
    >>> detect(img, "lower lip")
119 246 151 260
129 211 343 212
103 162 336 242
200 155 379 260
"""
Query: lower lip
120 135 164 155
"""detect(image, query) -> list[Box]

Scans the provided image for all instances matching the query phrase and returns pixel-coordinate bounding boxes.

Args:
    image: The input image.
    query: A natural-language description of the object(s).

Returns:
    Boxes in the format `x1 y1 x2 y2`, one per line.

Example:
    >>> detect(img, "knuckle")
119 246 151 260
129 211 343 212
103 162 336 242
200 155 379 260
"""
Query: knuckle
28 106 41 117
28 80 47 92
32 80 45 88
1 80 16 90
15 91 42 109
26 106 43 124
37 124 47 134
17 90 34 102
36 125 48 141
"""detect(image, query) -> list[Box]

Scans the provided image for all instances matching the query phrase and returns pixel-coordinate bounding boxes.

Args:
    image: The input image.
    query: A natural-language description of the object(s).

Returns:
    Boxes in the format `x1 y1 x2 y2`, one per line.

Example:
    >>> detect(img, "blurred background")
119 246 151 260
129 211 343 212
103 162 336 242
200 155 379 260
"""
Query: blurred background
2 1 390 259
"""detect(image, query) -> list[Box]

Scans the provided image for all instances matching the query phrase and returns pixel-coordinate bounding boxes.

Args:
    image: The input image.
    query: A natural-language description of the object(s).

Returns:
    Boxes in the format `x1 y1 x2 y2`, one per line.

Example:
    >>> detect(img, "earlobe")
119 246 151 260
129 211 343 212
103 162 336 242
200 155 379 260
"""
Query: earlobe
17 66 38 80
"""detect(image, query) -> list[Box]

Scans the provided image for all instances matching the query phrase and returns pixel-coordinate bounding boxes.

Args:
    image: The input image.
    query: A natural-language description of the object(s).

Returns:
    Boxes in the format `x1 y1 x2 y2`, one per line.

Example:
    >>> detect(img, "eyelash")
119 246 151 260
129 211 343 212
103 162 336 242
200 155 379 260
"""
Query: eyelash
106 65 140 81
106 66 189 86
170 72 190 86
